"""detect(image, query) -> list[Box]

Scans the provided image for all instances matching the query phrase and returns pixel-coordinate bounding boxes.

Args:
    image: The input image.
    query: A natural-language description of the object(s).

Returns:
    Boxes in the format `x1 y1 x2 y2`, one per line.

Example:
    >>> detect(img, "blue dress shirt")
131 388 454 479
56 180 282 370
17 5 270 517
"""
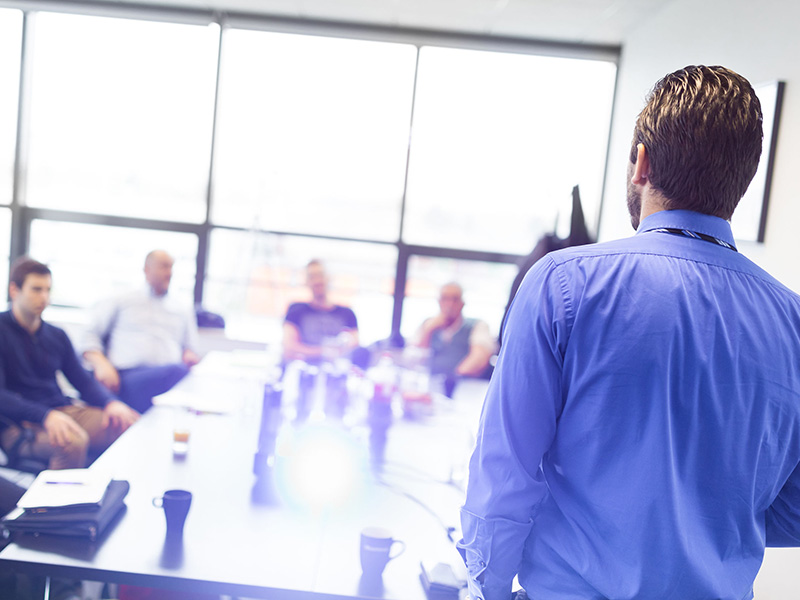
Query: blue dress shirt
460 210 800 600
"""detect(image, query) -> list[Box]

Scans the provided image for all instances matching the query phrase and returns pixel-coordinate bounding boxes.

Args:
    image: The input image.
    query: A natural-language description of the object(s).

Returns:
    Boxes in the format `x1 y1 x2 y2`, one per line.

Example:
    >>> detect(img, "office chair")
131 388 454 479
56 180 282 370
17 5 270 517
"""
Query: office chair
0 416 48 475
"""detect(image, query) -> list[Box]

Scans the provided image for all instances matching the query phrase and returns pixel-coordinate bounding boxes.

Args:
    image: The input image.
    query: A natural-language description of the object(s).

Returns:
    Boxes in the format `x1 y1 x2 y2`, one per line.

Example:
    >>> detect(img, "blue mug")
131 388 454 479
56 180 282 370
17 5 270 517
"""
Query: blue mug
153 489 192 538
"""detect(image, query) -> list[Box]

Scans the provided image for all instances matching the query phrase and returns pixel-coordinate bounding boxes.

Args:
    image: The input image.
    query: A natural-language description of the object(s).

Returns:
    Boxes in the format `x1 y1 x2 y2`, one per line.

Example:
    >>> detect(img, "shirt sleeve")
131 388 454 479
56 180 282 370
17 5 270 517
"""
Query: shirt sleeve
285 303 303 327
468 320 498 354
79 298 117 355
57 329 114 408
765 462 800 546
458 256 570 600
342 307 358 330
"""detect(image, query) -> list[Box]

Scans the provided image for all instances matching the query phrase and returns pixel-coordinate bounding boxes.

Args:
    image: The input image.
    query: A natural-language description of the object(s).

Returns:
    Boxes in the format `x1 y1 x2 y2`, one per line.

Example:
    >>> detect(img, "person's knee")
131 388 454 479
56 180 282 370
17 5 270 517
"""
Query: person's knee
60 426 90 454
168 363 191 380
49 426 90 469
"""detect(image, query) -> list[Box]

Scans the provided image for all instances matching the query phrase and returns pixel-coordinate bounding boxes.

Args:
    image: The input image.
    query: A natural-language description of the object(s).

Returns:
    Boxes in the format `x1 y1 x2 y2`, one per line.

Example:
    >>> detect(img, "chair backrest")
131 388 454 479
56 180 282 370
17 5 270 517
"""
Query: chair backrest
196 307 225 329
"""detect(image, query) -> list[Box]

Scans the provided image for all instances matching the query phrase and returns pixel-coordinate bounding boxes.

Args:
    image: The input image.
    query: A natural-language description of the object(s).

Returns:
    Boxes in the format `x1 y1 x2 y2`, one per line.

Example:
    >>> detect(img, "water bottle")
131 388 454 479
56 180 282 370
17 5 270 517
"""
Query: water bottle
252 381 283 505
367 353 396 473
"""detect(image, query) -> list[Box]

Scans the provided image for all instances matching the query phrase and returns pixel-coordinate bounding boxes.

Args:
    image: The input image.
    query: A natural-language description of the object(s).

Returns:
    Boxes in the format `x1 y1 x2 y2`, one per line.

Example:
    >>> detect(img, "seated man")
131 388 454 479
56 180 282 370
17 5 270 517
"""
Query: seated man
283 259 364 367
413 282 497 396
0 257 139 470
81 250 200 413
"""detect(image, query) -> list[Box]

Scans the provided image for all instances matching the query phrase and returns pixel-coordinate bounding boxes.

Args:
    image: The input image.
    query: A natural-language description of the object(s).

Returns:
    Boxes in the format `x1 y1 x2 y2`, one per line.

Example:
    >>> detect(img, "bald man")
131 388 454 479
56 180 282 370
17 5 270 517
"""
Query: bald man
81 250 200 412
413 282 496 396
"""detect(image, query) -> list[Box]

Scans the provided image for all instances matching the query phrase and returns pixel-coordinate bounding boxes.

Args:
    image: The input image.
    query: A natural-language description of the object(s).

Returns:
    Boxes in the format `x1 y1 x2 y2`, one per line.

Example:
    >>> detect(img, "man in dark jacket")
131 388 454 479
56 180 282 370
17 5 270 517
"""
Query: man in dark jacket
0 257 139 470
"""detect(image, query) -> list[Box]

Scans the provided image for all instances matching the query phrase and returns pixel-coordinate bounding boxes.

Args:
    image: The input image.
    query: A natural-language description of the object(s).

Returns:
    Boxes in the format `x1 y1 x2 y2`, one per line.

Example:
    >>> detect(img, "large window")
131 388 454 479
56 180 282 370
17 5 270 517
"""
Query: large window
29 220 197 309
1 5 619 344
0 8 22 205
212 29 417 241
205 229 397 344
24 13 219 222
403 47 616 254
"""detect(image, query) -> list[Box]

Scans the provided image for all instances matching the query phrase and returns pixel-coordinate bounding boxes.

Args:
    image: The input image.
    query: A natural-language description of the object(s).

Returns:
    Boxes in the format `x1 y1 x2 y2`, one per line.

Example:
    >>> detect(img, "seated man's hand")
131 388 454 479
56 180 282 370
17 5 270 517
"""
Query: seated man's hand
102 400 140 432
426 312 451 333
93 359 121 393
43 410 87 448
337 330 358 351
182 349 200 367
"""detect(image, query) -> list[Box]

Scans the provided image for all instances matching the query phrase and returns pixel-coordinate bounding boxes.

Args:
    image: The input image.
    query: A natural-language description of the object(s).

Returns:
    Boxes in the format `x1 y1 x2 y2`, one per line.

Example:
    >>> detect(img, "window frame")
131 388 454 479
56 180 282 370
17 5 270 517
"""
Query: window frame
1 1 620 339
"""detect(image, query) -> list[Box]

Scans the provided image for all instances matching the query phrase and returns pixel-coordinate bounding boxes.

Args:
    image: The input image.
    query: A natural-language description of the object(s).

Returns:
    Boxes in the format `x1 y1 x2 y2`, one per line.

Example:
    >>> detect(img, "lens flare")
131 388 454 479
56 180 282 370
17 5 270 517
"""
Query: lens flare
275 424 367 510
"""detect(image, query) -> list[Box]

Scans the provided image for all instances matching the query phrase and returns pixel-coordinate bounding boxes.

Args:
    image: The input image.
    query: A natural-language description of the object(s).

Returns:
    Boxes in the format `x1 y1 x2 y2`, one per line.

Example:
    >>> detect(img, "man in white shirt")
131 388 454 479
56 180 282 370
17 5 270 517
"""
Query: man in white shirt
81 250 200 412
413 282 496 396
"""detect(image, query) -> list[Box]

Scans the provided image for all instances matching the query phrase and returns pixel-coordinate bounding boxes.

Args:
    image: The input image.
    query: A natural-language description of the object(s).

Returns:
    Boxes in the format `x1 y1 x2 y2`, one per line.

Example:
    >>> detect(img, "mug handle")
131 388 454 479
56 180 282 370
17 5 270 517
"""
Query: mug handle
152 497 163 508
388 539 406 560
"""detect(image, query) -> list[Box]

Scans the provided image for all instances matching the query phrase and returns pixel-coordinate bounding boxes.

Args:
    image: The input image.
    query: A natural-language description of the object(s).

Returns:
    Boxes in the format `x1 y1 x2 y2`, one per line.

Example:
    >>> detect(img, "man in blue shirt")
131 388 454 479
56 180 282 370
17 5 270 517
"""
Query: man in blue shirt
459 66 800 599
0 257 139 469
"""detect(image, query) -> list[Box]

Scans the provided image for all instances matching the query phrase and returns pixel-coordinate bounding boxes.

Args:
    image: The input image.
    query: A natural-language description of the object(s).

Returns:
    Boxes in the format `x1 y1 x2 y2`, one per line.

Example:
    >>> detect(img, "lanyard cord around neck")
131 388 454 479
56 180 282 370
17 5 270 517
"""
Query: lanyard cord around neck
651 227 738 252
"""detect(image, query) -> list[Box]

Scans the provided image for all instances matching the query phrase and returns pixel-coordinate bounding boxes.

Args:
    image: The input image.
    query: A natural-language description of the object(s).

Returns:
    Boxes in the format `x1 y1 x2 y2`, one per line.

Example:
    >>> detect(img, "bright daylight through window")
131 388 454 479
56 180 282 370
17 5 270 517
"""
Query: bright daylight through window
0 8 21 206
3 7 618 345
404 47 616 255
212 30 417 241
24 12 218 223
29 220 197 312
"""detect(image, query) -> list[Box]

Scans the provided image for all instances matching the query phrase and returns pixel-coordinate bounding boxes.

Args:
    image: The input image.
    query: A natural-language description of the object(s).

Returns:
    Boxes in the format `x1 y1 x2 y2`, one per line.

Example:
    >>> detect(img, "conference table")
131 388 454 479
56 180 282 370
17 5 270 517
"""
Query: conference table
0 352 486 599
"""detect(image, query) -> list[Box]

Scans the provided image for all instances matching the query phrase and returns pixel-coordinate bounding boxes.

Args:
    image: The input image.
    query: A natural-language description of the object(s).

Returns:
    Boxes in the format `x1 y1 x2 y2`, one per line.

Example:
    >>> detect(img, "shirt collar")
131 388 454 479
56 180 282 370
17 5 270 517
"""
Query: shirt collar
5 308 43 336
147 285 168 300
636 209 736 249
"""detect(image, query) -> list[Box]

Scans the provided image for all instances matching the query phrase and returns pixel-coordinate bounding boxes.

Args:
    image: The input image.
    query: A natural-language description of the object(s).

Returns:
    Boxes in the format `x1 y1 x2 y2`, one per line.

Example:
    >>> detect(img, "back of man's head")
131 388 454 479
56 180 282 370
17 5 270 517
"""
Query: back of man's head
631 65 763 220
9 256 51 290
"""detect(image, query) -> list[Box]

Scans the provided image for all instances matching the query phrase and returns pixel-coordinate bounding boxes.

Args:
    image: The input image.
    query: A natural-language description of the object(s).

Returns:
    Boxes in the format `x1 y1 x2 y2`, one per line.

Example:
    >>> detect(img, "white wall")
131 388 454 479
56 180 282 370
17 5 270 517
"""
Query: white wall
601 0 800 294
601 1 800 596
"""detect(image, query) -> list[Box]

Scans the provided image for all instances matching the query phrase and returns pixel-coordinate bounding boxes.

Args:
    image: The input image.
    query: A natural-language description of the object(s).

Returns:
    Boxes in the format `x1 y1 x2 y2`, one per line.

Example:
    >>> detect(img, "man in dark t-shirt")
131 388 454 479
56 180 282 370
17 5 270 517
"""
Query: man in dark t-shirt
283 260 360 364
285 302 357 348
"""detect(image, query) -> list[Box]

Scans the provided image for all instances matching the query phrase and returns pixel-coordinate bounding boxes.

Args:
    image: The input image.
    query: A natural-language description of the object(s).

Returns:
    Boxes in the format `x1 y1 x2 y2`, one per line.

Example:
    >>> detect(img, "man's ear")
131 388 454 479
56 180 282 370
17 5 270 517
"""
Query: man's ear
631 143 650 185
8 282 18 301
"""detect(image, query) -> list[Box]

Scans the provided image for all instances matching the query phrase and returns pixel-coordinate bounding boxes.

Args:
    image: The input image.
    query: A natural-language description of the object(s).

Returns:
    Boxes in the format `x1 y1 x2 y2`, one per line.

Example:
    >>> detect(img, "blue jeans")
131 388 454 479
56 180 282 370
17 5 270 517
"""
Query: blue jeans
118 364 190 413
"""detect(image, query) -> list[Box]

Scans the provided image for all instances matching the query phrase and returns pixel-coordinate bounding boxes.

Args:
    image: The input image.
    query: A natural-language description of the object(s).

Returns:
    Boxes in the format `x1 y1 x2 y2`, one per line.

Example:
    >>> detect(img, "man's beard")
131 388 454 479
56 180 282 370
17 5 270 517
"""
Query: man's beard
626 163 642 231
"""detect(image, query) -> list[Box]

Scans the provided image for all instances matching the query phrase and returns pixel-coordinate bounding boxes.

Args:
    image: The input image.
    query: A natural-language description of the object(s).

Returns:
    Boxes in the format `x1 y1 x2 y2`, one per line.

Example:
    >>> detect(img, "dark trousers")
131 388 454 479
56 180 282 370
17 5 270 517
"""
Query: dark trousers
118 364 190 413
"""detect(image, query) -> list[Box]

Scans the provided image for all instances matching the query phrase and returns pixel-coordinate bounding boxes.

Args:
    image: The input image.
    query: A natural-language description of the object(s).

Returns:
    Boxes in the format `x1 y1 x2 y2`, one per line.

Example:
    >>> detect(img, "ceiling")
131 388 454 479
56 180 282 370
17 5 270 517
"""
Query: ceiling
91 0 674 46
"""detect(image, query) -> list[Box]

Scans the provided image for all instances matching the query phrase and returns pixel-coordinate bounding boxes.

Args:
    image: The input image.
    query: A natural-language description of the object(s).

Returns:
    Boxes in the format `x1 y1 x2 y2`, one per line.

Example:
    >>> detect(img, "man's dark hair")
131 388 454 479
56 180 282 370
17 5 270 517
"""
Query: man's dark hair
9 256 51 289
630 65 763 220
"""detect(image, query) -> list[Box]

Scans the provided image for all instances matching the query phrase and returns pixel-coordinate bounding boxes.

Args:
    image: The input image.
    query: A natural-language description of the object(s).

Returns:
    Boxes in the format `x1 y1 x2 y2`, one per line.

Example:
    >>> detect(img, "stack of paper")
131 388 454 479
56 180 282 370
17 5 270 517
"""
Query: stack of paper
17 469 111 512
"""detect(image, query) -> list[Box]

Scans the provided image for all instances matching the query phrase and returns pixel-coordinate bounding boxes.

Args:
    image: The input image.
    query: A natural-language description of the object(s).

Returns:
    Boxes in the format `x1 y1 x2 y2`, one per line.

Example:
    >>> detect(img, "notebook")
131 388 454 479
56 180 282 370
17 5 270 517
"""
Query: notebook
17 469 112 512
